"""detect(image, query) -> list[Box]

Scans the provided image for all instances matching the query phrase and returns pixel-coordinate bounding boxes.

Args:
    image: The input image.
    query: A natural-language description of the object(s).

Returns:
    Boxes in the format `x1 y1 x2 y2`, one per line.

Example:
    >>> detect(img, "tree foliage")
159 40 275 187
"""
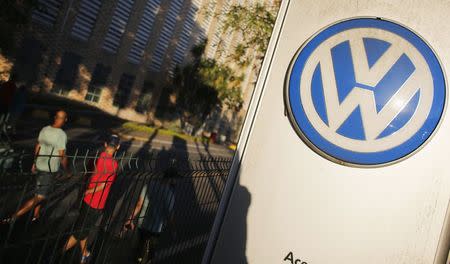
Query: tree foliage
174 42 243 130
173 2 280 131
220 2 278 66
198 59 243 111
174 42 216 129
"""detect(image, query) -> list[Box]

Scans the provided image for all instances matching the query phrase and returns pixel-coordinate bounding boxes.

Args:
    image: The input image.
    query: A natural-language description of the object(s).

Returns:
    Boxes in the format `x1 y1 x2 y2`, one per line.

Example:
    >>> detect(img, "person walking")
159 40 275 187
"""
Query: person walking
2 110 69 223
123 161 177 263
62 135 120 264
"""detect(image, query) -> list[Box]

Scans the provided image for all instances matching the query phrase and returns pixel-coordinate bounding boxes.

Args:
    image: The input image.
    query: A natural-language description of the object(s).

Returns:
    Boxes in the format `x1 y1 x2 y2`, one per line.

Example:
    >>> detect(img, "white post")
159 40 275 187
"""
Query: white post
207 0 450 263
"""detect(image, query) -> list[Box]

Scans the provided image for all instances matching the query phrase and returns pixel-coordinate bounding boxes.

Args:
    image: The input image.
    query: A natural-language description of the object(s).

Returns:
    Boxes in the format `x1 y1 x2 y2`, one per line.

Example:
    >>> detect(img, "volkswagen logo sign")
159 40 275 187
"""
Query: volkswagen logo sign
285 18 446 167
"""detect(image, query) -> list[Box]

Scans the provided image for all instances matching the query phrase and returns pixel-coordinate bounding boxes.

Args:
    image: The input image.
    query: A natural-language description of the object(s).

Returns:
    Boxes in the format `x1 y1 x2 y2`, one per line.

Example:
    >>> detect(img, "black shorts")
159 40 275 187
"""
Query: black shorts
35 171 55 198
73 202 102 240
135 229 160 262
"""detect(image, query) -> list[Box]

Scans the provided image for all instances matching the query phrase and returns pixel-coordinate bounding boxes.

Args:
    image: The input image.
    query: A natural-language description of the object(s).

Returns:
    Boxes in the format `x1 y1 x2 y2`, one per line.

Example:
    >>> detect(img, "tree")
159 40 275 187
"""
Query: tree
174 42 243 132
198 59 243 111
174 42 218 130
218 2 278 67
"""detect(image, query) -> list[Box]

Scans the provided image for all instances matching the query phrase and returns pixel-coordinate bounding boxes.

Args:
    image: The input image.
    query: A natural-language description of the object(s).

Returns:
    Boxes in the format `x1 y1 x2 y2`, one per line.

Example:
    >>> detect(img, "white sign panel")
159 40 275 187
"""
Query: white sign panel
206 1 450 263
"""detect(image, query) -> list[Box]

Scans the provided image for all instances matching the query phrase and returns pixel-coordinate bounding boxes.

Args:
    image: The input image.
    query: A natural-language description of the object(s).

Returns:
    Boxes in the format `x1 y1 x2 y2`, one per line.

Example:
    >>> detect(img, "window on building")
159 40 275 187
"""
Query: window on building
102 0 135 54
53 52 82 95
149 0 184 72
127 0 162 64
32 0 63 27
113 74 135 108
71 0 102 41
85 64 111 103
135 81 154 113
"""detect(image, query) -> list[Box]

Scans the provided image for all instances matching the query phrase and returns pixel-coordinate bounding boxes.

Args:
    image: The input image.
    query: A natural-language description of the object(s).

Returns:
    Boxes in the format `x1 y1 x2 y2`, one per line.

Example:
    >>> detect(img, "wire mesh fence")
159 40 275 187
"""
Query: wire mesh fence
0 143 233 264
0 113 19 174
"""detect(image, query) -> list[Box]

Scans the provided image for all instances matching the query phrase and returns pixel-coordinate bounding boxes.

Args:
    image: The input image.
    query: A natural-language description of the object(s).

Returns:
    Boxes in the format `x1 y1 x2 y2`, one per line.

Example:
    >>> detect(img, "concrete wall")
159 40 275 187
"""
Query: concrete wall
210 0 450 263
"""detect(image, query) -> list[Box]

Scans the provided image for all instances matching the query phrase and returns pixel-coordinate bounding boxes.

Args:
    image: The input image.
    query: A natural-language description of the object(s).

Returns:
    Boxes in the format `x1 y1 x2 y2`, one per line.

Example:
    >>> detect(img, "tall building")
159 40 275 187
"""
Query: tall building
11 0 276 138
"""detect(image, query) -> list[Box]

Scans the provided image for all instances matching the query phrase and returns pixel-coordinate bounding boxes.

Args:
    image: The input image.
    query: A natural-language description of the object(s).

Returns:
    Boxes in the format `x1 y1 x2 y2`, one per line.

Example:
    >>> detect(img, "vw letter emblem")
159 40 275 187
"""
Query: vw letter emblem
286 18 446 167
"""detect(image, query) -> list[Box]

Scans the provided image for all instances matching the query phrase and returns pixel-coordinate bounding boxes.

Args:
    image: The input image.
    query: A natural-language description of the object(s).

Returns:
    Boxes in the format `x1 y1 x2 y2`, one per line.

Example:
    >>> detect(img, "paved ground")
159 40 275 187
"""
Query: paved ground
10 101 234 159
13 126 233 158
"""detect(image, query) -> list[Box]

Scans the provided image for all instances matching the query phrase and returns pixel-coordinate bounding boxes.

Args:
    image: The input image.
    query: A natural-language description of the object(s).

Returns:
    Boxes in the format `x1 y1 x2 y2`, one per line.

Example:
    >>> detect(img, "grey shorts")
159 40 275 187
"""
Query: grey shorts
35 171 55 197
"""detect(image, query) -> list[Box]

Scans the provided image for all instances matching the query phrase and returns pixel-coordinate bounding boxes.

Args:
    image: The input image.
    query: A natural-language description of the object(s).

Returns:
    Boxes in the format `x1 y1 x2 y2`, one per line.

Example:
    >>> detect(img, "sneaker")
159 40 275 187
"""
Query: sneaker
81 252 91 264
1 217 16 225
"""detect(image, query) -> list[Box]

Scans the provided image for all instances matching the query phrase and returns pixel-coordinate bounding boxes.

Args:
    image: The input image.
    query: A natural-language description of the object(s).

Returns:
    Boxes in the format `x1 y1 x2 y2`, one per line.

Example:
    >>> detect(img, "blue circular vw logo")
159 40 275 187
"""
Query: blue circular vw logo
286 18 446 166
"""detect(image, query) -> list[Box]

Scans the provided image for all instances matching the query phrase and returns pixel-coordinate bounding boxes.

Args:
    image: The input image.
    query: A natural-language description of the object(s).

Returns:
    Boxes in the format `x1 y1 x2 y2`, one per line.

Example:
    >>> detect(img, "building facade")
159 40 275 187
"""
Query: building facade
11 0 277 140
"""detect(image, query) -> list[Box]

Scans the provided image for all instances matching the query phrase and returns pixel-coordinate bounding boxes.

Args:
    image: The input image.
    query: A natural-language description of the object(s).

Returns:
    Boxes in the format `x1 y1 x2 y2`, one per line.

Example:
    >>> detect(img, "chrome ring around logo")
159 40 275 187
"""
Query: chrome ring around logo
285 18 446 167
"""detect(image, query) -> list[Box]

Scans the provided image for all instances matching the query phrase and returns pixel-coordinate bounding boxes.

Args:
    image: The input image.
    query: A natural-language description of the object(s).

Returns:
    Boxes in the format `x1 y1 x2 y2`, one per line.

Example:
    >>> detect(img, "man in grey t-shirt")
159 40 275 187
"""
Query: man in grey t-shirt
34 124 67 173
4 110 69 223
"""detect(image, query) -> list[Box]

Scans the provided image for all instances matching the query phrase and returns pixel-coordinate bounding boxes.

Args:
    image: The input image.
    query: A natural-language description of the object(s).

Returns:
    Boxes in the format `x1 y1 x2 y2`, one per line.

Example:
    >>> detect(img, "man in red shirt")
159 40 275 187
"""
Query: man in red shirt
62 135 120 263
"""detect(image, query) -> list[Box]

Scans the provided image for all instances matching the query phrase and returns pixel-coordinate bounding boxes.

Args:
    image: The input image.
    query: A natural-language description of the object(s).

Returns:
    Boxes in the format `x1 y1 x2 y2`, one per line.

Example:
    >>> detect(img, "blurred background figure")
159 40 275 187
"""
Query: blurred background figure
123 160 178 264
8 84 27 133
0 74 17 117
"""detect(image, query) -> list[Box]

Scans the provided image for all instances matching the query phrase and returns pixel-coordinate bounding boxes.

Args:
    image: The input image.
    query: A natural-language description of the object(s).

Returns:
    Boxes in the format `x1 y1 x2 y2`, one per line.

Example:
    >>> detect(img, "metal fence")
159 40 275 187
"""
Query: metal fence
0 113 20 173
0 140 232 264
